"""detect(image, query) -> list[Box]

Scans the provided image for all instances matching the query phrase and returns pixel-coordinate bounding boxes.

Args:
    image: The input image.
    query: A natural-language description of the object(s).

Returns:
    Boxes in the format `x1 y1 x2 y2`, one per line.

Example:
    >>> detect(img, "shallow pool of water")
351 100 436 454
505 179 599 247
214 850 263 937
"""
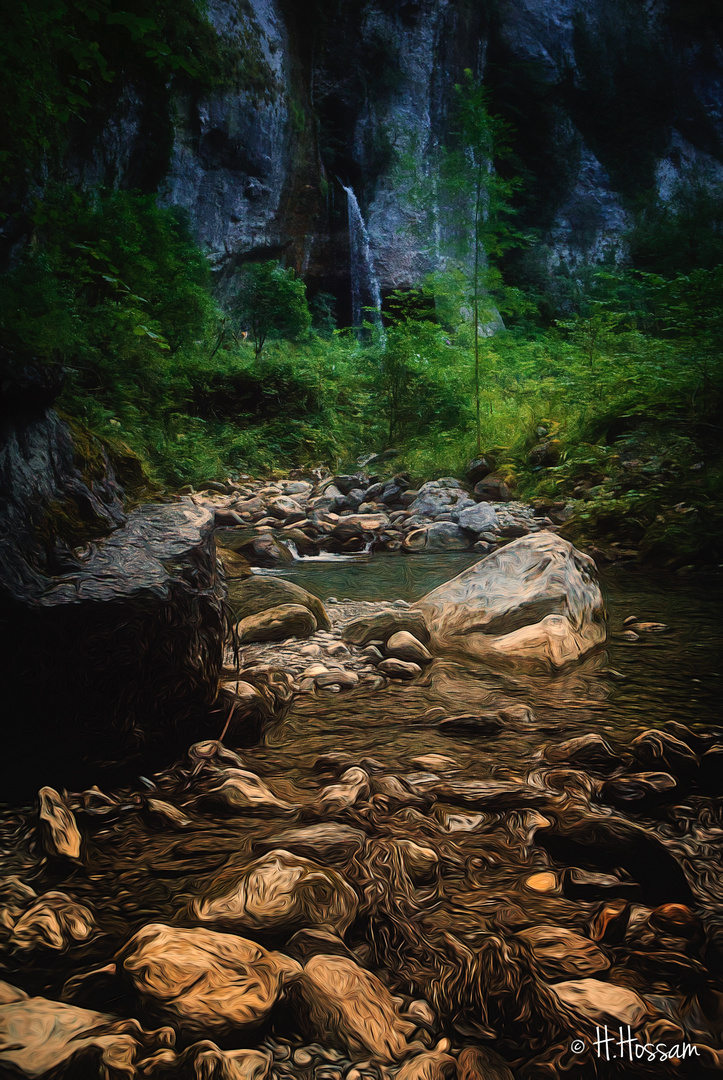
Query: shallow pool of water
247 555 723 789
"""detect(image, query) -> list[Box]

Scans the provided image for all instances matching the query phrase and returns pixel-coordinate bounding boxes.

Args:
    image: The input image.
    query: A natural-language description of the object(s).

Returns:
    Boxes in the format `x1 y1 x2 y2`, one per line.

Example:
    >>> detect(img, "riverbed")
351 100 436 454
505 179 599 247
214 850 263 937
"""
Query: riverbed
242 554 723 790
1 552 722 1079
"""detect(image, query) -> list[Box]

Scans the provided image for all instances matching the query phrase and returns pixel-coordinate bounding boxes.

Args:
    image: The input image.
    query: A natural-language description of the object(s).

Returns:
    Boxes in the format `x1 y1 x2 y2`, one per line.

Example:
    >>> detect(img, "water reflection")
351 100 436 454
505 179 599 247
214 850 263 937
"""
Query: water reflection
247 556 723 785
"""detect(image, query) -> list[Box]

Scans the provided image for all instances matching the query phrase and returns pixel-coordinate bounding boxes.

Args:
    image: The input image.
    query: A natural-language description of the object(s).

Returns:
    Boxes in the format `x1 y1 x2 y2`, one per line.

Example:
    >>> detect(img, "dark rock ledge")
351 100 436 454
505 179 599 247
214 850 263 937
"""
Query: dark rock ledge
0 362 227 797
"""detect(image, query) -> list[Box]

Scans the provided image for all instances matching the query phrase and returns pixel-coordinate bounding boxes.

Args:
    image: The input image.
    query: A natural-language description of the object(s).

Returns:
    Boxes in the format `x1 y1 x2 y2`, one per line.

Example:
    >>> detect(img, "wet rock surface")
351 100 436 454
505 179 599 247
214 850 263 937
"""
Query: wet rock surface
0 703 721 1079
1 470 722 1080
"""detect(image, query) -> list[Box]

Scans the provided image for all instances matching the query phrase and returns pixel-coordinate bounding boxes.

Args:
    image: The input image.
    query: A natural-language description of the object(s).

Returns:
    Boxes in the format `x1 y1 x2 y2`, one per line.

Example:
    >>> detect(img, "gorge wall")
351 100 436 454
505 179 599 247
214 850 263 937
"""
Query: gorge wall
11 0 723 308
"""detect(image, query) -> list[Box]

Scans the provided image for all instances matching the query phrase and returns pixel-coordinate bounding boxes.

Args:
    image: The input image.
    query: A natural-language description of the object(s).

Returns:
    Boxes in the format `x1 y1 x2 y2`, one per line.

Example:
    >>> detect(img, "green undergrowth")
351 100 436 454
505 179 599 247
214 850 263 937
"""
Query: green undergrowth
1 185 722 567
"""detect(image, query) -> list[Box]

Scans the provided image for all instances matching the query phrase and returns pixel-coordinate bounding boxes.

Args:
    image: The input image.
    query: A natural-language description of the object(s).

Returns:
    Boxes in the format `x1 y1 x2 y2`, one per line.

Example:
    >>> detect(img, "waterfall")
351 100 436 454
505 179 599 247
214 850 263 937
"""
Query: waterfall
341 183 382 331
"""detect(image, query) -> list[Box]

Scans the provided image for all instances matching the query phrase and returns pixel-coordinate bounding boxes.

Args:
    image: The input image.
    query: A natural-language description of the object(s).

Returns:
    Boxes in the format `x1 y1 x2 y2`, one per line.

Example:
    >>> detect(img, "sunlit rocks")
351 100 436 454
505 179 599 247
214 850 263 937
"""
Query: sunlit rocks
205 768 296 815
0 877 37 932
215 544 254 578
414 533 606 669
253 824 366 863
544 734 624 772
10 892 95 953
517 925 610 980
378 658 423 679
118 924 299 1038
228 576 330 630
524 872 560 894
389 839 439 884
192 849 358 935
395 1042 456 1080
0 988 173 1079
292 953 417 1062
385 631 433 665
236 604 318 643
144 798 193 829
550 978 649 1027
589 900 630 943
312 767 370 815
37 787 82 860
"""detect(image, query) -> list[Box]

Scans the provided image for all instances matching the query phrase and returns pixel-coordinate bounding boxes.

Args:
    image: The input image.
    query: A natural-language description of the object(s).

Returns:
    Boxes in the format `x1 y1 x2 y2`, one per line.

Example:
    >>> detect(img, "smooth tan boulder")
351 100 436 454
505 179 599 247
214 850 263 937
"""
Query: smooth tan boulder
215 545 254 579
206 768 296 816
192 850 358 935
517 925 610 980
118 924 300 1038
10 892 95 952
38 787 82 860
385 631 433 665
378 658 422 679
236 604 317 643
0 989 172 1079
414 533 606 669
293 953 417 1062
395 1043 456 1080
313 767 370 815
180 1042 273 1080
226 576 330 629
550 978 649 1027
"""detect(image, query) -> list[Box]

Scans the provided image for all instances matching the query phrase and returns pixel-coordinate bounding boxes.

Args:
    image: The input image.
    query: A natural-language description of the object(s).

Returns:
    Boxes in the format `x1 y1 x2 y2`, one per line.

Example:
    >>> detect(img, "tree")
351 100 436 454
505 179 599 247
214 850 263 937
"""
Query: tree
234 261 311 357
438 71 521 453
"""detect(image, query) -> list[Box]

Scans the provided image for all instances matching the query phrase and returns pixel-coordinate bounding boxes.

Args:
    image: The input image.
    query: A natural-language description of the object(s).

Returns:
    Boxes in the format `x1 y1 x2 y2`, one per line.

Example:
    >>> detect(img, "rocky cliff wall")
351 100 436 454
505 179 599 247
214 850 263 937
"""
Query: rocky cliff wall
37 1 723 300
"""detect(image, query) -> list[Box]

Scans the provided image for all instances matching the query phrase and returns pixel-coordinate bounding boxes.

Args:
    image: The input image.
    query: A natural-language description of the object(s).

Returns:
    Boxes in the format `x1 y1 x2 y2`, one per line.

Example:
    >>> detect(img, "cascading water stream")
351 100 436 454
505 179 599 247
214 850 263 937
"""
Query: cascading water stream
340 182 383 333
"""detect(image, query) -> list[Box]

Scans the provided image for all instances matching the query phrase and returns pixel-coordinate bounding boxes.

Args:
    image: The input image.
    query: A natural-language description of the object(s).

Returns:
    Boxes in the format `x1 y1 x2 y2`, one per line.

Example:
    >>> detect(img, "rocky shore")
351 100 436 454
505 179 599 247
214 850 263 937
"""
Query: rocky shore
1 478 722 1079
1 711 722 1079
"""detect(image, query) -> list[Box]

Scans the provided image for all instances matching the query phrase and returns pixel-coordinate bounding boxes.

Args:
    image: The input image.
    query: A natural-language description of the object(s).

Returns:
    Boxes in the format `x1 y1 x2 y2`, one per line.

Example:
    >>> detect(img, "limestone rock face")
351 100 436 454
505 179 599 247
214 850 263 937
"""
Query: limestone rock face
118 923 300 1038
414 533 606 668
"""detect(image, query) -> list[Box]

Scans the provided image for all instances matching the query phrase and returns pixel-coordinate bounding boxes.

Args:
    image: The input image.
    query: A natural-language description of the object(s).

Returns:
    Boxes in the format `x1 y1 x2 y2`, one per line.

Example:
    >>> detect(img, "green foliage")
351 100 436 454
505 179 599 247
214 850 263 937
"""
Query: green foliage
0 0 228 195
233 261 311 357
375 294 468 442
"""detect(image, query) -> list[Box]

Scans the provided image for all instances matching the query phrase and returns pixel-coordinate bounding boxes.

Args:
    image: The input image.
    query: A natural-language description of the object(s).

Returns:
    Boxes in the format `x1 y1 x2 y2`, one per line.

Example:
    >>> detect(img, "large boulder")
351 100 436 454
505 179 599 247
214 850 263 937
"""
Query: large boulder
414 533 606 668
408 480 474 520
117 924 300 1038
0 982 172 1079
292 954 417 1061
235 603 317 643
403 522 470 551
342 607 430 646
226 576 330 630
457 503 499 533
192 850 358 934
0 363 228 795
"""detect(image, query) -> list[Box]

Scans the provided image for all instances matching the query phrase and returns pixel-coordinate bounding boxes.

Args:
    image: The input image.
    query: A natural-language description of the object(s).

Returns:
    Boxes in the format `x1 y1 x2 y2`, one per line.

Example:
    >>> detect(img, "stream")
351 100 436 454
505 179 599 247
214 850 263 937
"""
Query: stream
2 553 722 1078
244 555 723 789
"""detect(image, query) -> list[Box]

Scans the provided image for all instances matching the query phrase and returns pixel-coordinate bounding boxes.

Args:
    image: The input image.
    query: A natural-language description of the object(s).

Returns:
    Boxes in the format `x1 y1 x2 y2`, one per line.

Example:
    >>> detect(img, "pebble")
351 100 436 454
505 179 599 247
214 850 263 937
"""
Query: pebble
525 871 559 894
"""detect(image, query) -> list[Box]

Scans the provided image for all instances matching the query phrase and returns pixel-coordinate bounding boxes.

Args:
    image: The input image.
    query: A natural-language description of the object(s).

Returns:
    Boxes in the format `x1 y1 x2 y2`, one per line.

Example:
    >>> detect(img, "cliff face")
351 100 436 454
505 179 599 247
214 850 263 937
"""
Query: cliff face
53 0 723 298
